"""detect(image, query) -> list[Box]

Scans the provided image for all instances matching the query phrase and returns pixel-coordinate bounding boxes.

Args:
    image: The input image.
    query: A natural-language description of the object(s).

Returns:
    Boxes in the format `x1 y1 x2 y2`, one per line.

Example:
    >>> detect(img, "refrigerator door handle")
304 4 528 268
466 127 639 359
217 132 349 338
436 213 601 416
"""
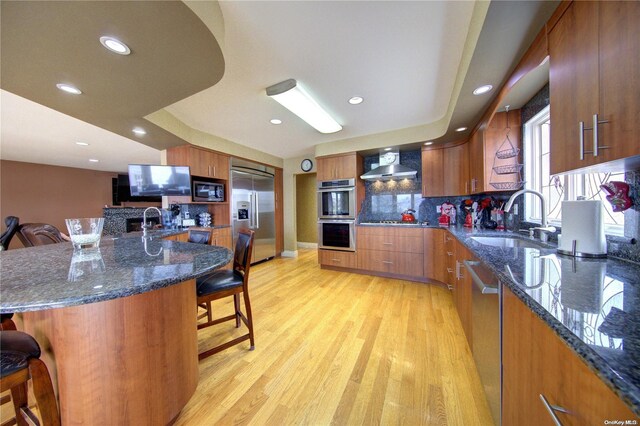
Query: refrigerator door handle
254 191 260 229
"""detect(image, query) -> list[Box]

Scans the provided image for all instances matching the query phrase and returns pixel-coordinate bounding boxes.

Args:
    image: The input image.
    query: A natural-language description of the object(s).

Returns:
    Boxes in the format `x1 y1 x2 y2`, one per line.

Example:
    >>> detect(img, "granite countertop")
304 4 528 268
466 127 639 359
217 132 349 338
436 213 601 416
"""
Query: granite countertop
443 226 640 416
0 234 233 313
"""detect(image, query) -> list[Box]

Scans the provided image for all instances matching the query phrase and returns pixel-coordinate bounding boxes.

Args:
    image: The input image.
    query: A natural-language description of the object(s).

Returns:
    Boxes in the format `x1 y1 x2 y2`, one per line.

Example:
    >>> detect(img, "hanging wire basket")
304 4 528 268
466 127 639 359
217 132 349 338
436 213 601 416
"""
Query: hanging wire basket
496 146 520 159
493 164 523 175
490 181 525 190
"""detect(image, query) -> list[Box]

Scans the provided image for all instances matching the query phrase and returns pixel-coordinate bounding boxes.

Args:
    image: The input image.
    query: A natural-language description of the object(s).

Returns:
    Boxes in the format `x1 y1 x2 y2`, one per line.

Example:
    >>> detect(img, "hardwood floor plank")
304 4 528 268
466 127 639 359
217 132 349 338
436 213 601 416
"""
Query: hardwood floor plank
175 249 492 426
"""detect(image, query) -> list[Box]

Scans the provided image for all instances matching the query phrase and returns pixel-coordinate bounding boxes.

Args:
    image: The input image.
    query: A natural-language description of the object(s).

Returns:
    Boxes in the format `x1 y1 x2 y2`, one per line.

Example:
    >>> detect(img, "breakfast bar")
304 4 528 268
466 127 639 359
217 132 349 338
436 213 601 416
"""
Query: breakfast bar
0 233 232 425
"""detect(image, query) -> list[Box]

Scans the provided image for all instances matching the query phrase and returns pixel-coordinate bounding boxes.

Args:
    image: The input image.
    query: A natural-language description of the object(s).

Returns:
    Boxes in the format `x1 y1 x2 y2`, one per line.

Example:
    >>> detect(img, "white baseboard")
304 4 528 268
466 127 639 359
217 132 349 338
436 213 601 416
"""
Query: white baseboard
297 242 318 249
281 250 299 258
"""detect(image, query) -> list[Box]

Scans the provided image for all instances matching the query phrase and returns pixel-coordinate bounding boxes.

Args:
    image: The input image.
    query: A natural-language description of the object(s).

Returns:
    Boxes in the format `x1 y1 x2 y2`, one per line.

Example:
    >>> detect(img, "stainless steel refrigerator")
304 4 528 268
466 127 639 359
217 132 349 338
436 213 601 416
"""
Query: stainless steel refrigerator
231 165 276 264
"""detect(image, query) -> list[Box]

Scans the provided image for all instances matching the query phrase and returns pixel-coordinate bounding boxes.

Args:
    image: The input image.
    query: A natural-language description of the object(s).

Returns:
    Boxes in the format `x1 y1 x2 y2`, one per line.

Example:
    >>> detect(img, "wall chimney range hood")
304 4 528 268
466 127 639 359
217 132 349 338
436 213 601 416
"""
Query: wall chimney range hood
360 151 417 181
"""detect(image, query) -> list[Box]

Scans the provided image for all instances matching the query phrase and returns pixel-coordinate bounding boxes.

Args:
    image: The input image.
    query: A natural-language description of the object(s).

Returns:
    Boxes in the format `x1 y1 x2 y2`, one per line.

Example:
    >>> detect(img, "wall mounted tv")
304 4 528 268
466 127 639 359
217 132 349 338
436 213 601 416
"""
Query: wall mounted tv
128 164 192 197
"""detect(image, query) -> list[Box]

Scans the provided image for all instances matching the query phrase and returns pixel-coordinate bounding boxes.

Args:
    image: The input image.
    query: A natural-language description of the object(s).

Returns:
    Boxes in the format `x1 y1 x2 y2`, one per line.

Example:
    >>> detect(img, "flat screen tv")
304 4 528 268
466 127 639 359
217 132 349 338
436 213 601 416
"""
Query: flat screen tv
128 165 192 197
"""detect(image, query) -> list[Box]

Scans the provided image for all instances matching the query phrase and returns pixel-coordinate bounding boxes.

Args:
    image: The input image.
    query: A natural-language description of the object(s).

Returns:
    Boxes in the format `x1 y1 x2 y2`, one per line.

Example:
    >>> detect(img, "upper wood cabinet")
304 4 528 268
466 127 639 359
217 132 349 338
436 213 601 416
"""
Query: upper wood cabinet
316 153 359 181
549 1 640 174
502 286 636 424
468 109 522 194
421 142 469 197
167 145 229 180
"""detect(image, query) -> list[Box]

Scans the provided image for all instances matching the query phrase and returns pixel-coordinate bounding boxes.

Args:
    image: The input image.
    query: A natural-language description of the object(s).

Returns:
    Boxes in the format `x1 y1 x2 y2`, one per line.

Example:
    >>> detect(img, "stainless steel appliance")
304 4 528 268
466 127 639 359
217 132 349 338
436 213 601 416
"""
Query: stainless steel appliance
318 220 355 251
465 260 501 426
231 163 276 264
192 180 225 202
317 178 356 219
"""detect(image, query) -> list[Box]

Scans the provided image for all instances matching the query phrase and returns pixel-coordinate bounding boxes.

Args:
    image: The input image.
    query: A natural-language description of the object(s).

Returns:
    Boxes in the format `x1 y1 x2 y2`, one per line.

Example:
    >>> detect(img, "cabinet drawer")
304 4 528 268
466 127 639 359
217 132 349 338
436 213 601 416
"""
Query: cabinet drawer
357 234 424 254
357 249 424 277
318 249 357 269
357 226 422 238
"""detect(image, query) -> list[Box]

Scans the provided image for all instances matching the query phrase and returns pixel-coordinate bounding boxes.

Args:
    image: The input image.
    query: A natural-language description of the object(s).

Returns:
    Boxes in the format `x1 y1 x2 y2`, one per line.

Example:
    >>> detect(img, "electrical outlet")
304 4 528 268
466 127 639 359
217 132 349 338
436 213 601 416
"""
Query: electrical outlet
513 205 518 215
436 205 441 213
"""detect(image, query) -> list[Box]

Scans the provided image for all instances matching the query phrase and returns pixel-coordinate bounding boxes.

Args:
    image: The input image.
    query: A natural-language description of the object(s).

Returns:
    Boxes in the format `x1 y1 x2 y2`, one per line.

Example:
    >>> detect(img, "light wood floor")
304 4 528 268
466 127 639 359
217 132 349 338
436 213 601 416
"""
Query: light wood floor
179 249 493 425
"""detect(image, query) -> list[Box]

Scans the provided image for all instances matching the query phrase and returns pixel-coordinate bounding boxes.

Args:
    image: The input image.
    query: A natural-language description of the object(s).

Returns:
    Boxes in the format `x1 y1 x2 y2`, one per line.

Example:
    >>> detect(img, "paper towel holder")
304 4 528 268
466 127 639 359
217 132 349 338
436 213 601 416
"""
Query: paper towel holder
557 239 607 258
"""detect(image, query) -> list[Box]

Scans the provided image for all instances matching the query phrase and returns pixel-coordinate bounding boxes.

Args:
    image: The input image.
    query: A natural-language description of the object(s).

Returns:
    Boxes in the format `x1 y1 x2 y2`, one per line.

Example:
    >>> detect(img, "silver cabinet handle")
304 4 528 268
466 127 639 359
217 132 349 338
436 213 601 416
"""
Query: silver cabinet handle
579 121 585 160
331 258 341 262
446 251 453 256
446 268 454 274
465 180 468 194
455 260 464 280
592 113 610 157
463 260 498 294
383 242 393 245
539 394 569 426
382 260 393 264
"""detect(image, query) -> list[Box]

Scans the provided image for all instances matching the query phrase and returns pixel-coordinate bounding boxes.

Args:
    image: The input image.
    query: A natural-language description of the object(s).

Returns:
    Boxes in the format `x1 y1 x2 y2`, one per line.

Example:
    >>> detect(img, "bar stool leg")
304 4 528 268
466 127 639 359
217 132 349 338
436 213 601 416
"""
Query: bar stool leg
28 358 60 426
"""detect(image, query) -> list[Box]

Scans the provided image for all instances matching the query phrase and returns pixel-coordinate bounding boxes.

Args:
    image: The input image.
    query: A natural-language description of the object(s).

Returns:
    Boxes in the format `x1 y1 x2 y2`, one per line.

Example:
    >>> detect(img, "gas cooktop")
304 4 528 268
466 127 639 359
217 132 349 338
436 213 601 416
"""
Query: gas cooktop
359 220 429 226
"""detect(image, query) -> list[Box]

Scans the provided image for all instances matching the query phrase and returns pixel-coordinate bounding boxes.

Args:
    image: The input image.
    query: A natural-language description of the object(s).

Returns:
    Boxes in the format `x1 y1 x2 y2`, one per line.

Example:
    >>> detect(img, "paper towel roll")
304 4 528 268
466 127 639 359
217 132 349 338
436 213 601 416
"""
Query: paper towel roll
557 200 607 257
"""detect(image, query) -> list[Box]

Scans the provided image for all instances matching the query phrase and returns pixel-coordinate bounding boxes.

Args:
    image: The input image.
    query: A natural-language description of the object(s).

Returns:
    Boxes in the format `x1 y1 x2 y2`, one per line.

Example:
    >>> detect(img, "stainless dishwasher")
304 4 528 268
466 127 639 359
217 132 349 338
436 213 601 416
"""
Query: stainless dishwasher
464 260 501 426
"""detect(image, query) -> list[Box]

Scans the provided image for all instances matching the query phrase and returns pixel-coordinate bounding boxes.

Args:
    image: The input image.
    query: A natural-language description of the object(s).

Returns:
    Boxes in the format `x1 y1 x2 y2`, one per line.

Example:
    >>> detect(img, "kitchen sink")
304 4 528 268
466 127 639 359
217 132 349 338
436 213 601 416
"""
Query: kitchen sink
469 236 544 249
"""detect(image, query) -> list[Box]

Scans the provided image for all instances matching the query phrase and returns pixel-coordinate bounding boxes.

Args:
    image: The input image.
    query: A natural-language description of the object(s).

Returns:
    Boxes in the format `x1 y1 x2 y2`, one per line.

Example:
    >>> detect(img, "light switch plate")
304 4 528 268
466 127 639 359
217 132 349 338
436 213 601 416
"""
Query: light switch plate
513 205 518 215
182 219 196 227
436 205 441 213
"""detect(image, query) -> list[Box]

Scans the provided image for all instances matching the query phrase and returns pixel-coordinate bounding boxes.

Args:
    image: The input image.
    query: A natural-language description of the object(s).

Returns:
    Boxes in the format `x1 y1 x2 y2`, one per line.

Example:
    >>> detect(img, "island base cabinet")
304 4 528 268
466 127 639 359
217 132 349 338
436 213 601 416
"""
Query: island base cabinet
502 287 636 425
21 280 199 426
318 249 357 269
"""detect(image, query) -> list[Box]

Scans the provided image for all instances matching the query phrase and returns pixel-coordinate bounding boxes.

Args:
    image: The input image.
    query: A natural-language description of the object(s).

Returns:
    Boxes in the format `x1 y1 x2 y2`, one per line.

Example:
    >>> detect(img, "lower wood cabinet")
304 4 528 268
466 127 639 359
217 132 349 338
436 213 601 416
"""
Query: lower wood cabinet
318 249 357 269
163 233 189 243
453 245 473 347
354 226 424 280
424 228 446 283
502 286 636 425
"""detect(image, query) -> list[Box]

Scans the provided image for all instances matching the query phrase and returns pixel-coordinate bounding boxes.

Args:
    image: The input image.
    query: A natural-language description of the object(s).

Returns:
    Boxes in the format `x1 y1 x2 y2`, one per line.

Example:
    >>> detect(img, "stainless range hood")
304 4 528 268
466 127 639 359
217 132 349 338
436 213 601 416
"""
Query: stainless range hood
360 151 417 181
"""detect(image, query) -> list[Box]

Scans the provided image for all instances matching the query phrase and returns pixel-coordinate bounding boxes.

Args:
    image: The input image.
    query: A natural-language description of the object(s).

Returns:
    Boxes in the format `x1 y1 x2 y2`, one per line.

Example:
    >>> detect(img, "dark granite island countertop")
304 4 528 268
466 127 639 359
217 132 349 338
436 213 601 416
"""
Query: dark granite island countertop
445 226 640 416
0 234 232 313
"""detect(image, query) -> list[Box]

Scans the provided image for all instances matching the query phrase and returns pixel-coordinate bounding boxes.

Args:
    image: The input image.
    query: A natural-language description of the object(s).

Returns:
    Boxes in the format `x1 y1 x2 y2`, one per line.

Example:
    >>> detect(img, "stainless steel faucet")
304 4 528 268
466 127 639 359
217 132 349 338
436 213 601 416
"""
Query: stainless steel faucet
142 207 162 238
504 189 557 242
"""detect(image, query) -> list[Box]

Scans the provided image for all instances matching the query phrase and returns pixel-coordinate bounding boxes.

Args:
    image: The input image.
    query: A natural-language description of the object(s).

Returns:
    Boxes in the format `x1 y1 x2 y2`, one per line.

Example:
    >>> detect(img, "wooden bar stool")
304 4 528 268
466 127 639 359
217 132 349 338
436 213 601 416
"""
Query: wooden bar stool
196 229 255 360
0 331 60 426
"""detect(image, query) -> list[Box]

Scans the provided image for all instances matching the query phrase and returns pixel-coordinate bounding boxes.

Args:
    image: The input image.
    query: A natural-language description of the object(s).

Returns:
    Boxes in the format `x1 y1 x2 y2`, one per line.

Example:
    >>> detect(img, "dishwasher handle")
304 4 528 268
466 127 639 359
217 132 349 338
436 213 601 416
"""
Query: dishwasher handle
463 260 498 294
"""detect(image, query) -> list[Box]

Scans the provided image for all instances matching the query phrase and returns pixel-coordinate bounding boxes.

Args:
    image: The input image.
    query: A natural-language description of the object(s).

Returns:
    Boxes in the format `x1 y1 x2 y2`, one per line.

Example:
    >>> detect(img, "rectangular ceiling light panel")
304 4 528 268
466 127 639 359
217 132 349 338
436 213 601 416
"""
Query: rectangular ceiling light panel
266 79 342 134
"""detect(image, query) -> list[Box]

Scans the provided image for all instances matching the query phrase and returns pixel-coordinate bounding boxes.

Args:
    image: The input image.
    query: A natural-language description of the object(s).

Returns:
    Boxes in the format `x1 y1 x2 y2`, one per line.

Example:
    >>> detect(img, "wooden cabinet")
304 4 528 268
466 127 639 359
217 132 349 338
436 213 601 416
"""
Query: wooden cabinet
167 145 230 180
316 153 359 181
356 226 424 280
163 233 188 242
443 231 457 289
549 1 640 174
318 249 357 269
421 143 469 197
468 109 522 194
210 227 232 249
453 244 473 347
502 287 636 425
424 228 446 283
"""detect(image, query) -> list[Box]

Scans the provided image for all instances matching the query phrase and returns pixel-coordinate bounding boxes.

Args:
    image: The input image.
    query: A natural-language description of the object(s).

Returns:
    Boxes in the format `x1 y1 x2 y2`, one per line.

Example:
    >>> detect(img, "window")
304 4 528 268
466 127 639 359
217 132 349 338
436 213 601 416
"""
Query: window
523 105 624 235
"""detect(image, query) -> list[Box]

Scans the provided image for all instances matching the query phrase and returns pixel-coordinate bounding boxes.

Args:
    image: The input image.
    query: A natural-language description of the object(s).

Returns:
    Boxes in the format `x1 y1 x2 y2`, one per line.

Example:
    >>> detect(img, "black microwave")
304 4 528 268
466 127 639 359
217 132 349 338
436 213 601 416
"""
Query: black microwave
193 180 224 202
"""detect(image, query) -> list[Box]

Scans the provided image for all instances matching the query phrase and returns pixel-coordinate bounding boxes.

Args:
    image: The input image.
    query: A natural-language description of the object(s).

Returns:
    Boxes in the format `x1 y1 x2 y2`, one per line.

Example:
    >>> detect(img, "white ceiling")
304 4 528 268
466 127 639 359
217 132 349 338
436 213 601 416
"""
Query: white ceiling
0 90 160 173
166 1 476 159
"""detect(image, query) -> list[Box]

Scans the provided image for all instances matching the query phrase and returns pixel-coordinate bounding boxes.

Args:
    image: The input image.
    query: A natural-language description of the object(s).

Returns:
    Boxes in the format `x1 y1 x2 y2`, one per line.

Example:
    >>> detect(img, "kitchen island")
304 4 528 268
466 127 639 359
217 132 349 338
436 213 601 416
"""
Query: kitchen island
0 232 232 425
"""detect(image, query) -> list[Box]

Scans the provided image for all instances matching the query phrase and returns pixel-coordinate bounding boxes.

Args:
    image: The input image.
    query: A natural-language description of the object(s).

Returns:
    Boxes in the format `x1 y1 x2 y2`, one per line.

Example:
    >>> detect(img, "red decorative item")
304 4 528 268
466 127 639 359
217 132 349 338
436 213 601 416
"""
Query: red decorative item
600 181 633 212
438 213 450 227
463 212 473 228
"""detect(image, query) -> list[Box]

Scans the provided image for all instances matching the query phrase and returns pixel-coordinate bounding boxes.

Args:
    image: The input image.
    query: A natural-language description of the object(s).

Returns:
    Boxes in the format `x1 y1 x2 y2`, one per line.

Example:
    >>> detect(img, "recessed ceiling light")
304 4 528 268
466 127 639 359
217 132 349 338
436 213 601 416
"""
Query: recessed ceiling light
89 159 99 163
456 127 468 132
56 83 82 95
132 127 146 136
473 84 493 95
348 96 364 105
270 119 282 125
99 36 131 55
384 147 392 151
424 142 433 146
76 142 89 146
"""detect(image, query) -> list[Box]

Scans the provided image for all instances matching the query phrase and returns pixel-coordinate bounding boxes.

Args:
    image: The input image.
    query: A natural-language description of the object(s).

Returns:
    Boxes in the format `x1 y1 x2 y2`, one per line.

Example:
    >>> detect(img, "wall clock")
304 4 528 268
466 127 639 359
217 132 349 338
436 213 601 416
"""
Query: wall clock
301 158 313 172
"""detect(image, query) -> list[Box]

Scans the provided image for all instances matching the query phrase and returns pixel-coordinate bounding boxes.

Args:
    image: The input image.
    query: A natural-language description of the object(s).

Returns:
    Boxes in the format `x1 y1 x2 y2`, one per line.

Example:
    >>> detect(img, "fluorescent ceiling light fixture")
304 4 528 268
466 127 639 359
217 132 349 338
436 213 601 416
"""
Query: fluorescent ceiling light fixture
99 36 131 55
76 142 89 146
89 159 99 163
473 84 493 95
348 96 363 105
132 127 146 136
266 79 342 134
270 119 282 125
56 83 82 95
456 127 468 132
424 141 433 146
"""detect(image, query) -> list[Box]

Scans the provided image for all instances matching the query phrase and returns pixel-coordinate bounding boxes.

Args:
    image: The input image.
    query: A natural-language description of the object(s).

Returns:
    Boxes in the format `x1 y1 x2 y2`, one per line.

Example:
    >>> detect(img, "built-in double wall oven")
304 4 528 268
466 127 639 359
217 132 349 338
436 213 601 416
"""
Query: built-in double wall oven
317 178 356 251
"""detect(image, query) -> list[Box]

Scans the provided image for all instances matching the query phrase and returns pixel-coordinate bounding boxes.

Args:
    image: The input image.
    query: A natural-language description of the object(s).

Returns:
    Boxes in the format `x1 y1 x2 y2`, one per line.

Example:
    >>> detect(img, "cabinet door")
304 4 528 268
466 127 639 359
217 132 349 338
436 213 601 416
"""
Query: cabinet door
316 155 357 181
455 245 473 347
316 157 333 181
485 110 521 191
421 148 444 196
188 148 213 177
598 1 640 164
443 143 469 196
468 130 485 193
424 228 446 283
502 287 636 425
549 1 599 174
209 152 229 180
443 232 457 287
